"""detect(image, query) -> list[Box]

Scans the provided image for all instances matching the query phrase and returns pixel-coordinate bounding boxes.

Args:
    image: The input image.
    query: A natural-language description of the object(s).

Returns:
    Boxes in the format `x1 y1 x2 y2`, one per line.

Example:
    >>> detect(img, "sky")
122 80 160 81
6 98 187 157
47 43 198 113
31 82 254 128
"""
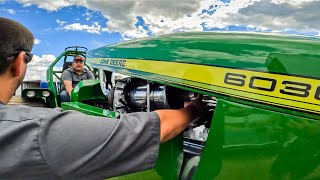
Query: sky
1 0 320 81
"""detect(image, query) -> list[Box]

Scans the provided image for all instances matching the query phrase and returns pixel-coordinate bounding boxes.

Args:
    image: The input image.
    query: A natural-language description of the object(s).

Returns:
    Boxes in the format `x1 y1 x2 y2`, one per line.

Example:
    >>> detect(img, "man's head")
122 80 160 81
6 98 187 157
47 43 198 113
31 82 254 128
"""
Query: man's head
72 55 84 72
0 17 34 95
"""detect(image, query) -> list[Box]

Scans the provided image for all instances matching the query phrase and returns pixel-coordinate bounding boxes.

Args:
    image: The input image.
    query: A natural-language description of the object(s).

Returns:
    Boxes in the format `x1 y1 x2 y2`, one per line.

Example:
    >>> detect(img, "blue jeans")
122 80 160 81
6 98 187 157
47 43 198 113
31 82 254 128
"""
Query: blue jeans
60 90 70 102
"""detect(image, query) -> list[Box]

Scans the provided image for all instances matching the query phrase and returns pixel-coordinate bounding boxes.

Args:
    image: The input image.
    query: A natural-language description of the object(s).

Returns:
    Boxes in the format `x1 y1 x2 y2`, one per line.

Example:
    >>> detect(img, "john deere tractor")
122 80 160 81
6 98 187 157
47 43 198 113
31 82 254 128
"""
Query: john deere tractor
13 32 320 179
9 46 96 108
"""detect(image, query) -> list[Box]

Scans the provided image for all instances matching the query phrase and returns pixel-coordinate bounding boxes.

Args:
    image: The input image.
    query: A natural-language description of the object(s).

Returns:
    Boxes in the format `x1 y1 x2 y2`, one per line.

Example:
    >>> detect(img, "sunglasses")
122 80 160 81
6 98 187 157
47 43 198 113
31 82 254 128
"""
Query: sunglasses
7 51 33 64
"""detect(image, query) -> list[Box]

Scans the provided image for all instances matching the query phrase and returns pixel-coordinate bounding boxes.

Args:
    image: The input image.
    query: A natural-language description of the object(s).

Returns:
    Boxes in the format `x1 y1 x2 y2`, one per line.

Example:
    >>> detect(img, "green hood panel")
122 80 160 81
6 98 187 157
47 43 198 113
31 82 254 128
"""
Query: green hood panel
88 32 320 79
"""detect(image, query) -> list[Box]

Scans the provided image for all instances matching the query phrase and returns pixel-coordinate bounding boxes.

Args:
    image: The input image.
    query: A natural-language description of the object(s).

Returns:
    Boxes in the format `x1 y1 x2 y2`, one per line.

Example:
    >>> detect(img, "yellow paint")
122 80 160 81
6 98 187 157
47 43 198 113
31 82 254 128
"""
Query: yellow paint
88 58 320 114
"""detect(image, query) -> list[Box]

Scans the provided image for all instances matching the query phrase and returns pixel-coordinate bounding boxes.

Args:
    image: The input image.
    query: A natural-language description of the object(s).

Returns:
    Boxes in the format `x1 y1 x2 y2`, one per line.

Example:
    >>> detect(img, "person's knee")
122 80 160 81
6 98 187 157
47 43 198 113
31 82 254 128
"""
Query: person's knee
60 90 70 102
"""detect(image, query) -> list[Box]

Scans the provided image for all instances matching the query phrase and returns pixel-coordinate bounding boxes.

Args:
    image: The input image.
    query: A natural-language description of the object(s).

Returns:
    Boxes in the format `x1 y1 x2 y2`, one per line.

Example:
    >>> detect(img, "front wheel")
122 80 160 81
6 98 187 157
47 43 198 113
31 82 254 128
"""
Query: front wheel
99 69 109 96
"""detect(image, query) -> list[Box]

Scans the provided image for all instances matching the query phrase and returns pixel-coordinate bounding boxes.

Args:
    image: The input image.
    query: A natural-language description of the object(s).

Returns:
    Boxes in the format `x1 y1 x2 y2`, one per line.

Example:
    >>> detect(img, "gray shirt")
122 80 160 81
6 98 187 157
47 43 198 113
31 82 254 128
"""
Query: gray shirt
61 67 95 91
0 104 160 179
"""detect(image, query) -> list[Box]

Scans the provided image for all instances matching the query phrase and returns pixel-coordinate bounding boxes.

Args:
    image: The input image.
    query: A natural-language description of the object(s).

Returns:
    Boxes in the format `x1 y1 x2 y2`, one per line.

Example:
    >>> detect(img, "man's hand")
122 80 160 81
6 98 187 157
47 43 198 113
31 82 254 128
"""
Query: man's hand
155 94 206 143
184 95 205 120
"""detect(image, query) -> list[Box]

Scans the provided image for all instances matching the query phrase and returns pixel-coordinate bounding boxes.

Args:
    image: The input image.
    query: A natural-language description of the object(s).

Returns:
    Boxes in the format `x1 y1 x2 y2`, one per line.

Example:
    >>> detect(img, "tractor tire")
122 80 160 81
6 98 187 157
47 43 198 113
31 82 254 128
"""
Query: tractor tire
8 96 47 108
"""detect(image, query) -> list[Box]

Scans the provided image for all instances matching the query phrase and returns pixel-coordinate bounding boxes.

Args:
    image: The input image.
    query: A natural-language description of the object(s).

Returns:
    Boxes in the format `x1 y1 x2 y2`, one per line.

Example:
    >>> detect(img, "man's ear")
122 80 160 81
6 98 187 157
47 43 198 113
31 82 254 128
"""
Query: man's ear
10 52 25 77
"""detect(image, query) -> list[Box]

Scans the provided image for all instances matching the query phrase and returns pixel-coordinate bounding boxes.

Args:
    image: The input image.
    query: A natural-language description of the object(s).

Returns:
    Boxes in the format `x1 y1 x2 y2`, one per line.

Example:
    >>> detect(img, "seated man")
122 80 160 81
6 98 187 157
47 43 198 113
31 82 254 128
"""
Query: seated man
60 55 95 102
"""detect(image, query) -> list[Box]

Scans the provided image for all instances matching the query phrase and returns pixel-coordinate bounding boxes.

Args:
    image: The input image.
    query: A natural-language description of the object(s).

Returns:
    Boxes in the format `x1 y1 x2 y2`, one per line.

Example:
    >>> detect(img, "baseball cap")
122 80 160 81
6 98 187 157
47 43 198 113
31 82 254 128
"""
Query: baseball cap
74 55 84 61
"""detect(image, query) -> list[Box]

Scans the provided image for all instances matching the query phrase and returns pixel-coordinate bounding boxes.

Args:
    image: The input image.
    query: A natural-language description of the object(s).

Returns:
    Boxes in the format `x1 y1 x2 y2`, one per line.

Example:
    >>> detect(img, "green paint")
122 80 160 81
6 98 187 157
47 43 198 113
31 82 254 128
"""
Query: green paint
71 79 105 102
88 32 320 79
155 135 183 180
62 101 117 118
195 99 320 179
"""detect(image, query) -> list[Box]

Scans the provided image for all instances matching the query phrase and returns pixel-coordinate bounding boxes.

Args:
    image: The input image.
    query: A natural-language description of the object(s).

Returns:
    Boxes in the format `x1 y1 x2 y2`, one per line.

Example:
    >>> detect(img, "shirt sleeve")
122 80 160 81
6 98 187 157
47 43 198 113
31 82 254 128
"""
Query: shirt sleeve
61 69 72 82
38 110 160 179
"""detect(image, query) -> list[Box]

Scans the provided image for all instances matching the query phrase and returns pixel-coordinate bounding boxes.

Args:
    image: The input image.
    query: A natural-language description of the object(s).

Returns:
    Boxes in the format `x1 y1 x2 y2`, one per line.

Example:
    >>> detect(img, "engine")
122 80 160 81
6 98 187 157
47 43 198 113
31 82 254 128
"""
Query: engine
109 77 197 113
107 76 216 139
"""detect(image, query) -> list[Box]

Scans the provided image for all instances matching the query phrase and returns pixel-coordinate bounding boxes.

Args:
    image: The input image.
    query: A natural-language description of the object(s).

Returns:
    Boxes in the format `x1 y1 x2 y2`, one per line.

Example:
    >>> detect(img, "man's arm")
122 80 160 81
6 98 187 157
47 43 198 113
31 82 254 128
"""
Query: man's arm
155 107 194 143
39 110 161 179
63 80 73 95
61 70 73 95
38 97 204 179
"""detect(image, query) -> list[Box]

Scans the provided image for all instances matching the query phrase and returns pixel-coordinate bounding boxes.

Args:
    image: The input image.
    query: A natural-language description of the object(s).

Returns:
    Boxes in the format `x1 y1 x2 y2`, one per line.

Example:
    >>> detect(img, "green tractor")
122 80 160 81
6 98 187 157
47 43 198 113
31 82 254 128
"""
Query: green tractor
10 46 98 108
45 46 98 108
15 32 320 179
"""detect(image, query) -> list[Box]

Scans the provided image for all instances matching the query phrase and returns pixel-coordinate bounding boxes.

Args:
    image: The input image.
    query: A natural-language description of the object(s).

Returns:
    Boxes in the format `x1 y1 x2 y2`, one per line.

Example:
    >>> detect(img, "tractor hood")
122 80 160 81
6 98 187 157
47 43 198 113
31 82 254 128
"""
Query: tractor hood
88 32 320 79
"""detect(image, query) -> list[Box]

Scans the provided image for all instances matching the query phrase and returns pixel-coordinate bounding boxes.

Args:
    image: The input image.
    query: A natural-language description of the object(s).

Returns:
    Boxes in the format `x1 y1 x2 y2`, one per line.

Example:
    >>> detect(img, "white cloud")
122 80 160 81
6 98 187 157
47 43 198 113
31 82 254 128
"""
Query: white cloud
24 54 56 81
15 0 320 39
83 11 92 21
200 0 259 29
205 0 320 32
271 0 316 5
121 25 149 40
85 1 137 32
15 54 58 95
16 0 79 11
63 22 107 34
0 8 16 14
6 9 15 14
14 0 204 38
86 0 204 35
34 39 41 45
56 19 67 26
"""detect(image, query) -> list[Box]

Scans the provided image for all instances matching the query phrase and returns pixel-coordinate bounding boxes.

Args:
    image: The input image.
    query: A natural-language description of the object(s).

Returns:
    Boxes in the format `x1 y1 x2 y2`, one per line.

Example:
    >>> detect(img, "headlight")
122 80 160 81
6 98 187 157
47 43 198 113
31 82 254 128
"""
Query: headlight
26 91 35 98
42 90 50 97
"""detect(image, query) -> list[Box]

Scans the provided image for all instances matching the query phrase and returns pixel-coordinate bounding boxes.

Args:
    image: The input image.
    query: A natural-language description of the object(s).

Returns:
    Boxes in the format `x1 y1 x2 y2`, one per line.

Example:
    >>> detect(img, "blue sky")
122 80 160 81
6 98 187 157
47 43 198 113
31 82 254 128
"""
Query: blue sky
1 0 320 80
1 1 122 56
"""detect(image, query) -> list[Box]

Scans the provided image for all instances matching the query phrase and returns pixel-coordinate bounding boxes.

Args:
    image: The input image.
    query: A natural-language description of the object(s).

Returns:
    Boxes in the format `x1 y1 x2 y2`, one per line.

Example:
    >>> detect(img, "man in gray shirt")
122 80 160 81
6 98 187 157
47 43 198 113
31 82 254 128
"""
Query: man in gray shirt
0 17 204 179
60 55 95 102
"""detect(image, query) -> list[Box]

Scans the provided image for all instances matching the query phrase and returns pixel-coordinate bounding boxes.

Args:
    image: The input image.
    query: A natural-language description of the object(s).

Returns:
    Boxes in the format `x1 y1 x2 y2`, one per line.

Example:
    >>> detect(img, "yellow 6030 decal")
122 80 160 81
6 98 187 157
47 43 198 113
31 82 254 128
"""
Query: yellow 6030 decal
224 72 320 100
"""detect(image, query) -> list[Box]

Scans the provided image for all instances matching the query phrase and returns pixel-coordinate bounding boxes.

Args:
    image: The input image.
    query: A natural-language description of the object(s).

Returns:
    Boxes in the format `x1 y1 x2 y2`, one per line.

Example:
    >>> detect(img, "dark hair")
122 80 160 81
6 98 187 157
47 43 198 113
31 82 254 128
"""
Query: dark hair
0 17 34 74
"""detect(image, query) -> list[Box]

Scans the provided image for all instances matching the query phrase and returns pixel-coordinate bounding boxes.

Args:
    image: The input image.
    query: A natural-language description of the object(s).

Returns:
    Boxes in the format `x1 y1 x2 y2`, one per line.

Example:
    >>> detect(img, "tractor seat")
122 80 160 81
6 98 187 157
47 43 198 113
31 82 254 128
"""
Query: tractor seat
63 62 73 71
